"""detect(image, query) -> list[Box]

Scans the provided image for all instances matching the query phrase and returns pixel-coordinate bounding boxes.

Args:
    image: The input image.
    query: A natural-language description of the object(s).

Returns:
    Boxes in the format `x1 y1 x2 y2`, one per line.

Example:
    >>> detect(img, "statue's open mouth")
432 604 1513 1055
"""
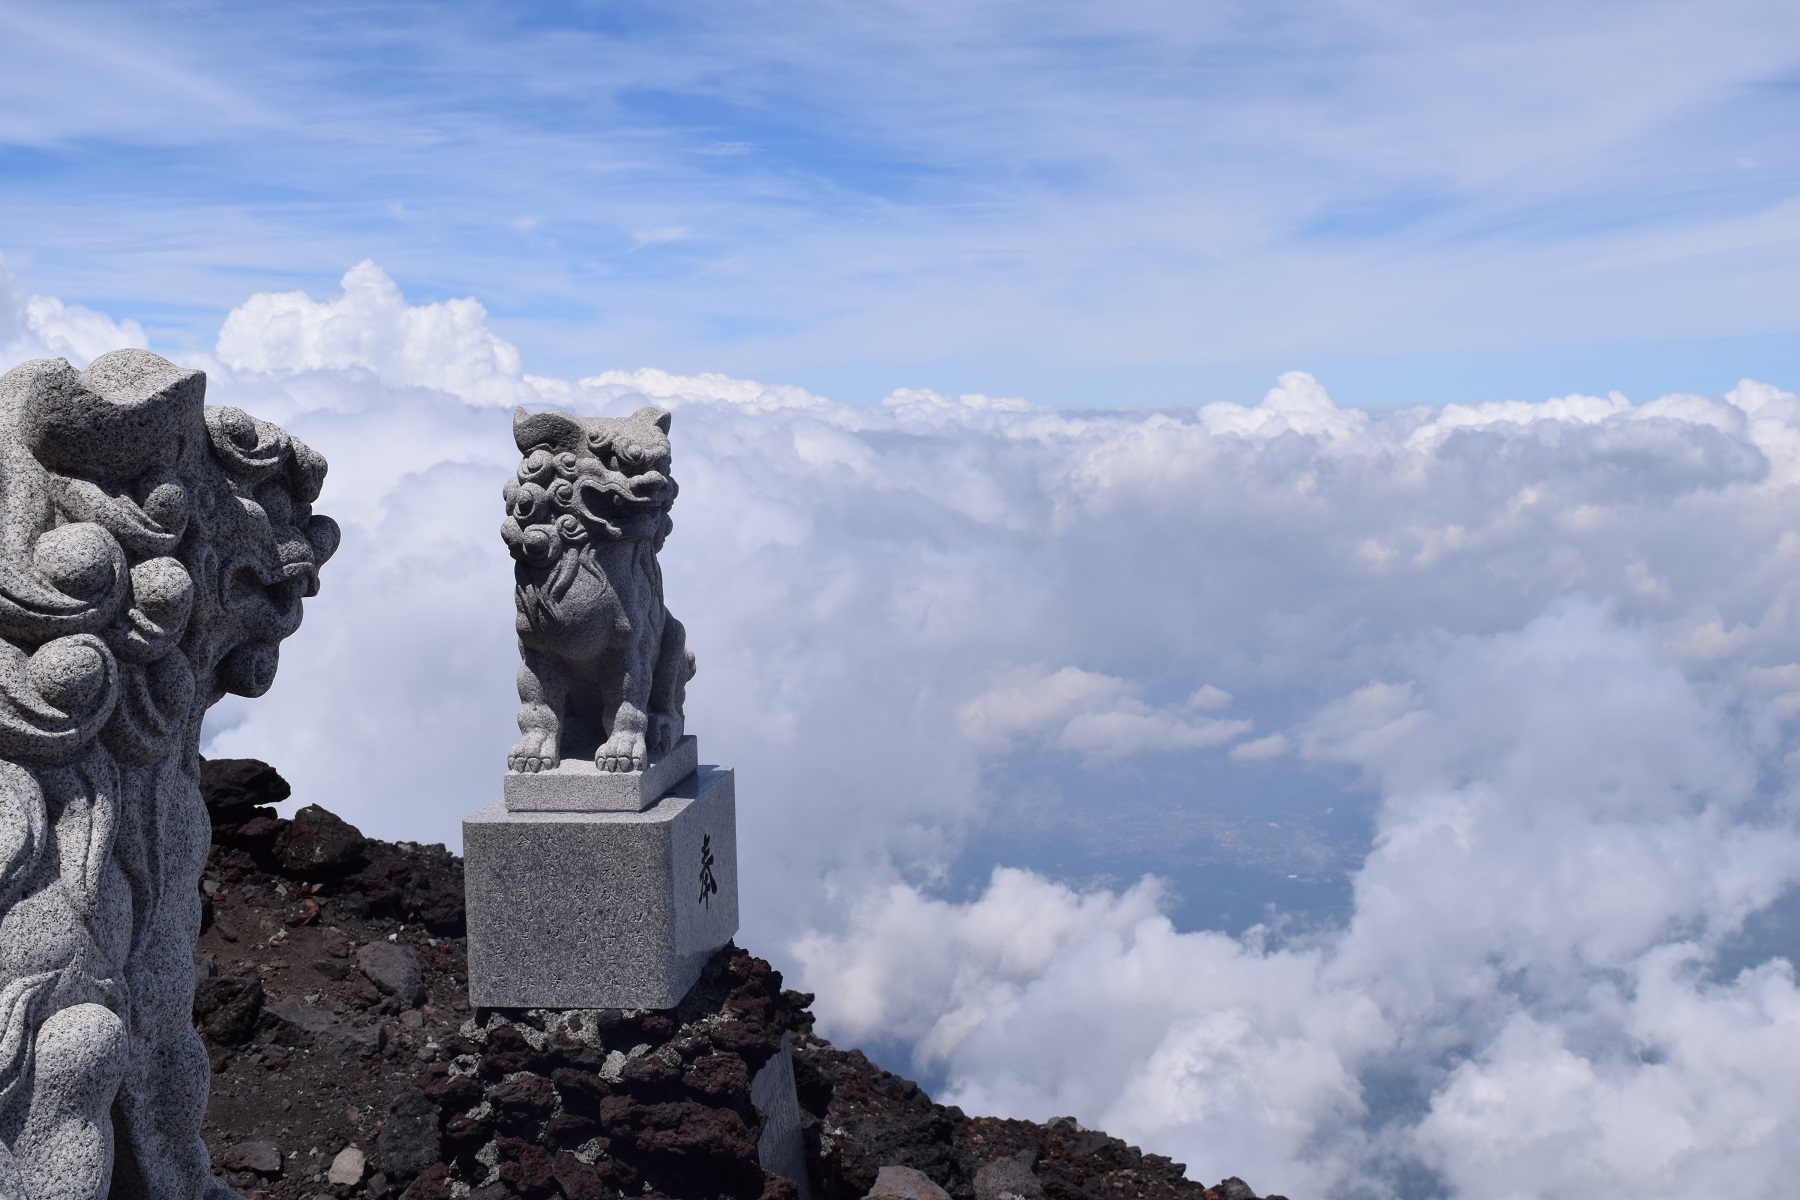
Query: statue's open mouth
223 558 311 639
575 472 674 519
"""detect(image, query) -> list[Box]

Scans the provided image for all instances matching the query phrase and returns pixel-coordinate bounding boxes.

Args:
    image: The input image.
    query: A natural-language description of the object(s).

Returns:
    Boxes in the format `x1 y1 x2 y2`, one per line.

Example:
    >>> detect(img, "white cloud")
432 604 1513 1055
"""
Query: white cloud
819 606 1800 1196
959 666 1252 759
9 0 1800 411
31 268 1800 1196
0 256 147 370
1229 733 1290 762
213 261 529 406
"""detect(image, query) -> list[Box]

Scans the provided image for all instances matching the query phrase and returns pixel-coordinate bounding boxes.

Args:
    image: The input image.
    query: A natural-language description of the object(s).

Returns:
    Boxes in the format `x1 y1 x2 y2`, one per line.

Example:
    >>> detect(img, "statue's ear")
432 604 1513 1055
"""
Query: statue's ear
513 407 585 453
631 406 672 434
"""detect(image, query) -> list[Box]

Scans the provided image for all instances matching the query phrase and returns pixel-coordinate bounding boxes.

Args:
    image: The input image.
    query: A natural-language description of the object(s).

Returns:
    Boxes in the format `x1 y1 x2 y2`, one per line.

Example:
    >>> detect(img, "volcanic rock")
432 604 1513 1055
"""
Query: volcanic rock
274 803 367 877
869 1165 953 1200
973 1155 1043 1200
199 757 292 816
192 762 1280 1200
358 939 427 1006
378 1087 441 1181
220 1140 283 1177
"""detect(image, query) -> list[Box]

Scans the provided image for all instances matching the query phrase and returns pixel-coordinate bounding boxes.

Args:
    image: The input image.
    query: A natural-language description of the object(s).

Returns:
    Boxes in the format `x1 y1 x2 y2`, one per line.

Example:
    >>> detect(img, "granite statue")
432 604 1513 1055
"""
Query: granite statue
501 405 695 774
470 399 734 1012
0 350 336 1199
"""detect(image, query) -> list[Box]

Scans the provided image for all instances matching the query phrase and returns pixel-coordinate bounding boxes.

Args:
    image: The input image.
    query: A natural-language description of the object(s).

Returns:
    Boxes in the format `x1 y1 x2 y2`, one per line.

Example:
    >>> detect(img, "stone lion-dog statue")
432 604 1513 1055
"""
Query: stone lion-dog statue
0 349 337 1199
501 405 695 774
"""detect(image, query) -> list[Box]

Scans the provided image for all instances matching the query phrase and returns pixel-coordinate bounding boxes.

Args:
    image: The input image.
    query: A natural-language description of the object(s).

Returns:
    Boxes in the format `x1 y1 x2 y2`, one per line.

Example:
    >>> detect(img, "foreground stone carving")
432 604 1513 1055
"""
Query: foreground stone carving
0 351 336 1199
470 403 736 1010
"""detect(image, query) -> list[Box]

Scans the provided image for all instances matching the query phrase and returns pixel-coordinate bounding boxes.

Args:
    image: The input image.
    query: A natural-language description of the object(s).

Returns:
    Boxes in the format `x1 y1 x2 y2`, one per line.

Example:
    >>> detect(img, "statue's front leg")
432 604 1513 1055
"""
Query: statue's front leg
596 649 653 773
645 613 694 756
14 1001 126 1200
508 648 568 772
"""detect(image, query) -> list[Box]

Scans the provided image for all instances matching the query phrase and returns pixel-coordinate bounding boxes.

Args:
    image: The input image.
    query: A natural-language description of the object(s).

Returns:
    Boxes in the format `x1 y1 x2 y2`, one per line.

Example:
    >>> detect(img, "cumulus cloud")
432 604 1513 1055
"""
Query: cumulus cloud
808 605 1800 1195
21 266 1800 1196
213 261 530 405
0 255 147 370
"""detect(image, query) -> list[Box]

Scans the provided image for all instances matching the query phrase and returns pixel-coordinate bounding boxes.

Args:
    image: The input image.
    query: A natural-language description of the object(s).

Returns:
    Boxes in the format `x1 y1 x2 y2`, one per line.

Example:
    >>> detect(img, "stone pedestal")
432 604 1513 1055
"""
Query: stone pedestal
504 735 699 813
464 765 739 1009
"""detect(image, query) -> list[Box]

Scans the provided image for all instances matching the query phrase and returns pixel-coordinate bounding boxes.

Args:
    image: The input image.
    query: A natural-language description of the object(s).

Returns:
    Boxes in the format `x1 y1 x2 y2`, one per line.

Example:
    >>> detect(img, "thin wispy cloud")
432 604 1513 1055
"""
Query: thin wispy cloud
0 0 1794 405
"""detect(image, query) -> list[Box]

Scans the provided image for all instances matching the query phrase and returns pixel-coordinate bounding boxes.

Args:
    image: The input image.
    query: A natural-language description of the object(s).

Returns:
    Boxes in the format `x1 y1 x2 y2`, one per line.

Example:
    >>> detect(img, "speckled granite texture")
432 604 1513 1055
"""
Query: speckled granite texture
502 406 695 777
0 350 336 1198
504 734 698 812
464 767 739 1009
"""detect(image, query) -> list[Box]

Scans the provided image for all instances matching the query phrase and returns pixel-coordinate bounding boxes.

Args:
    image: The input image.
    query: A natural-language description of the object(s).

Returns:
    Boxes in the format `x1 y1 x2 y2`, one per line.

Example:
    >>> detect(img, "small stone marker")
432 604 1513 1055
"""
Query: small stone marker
752 1032 814 1200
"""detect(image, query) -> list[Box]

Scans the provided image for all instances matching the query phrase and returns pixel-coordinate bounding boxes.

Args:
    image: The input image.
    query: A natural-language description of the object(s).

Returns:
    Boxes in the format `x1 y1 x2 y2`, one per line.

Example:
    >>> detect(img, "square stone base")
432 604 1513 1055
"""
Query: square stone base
504 734 699 813
464 765 739 1010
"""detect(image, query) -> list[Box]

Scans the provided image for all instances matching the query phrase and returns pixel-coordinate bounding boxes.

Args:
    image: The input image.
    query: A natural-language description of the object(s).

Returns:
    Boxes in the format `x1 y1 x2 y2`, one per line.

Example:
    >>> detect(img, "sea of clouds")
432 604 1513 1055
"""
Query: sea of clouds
6 258 1800 1197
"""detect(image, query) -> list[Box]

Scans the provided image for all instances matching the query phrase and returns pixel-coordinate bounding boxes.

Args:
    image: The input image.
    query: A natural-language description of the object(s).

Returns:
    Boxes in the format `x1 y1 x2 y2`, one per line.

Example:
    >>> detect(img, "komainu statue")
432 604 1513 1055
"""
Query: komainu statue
501 405 694 773
0 350 337 1199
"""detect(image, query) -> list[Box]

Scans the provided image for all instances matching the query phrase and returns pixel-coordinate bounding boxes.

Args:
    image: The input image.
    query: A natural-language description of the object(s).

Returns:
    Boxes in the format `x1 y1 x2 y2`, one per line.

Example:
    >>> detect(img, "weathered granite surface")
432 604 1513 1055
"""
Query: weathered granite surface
503 732 698 812
464 766 740 1009
0 350 336 1199
501 405 696 776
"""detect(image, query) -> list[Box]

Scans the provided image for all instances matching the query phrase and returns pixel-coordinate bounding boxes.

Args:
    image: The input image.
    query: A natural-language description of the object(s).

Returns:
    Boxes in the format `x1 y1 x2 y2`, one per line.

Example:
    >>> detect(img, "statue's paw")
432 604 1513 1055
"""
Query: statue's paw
596 737 646 773
508 736 560 773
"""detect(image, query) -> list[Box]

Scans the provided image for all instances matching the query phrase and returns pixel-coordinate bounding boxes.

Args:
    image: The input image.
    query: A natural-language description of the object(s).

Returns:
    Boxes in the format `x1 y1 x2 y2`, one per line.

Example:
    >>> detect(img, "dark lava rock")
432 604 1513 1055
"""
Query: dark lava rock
199 757 291 816
358 939 427 1006
262 994 386 1058
973 1155 1043 1200
192 973 262 1047
353 841 467 935
194 782 1276 1200
273 803 367 878
379 1087 442 1181
219 1139 283 1177
223 813 286 859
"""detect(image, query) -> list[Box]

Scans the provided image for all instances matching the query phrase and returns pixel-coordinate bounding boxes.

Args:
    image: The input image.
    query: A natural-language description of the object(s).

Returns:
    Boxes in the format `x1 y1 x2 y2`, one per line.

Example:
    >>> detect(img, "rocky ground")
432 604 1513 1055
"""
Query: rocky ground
193 758 1288 1200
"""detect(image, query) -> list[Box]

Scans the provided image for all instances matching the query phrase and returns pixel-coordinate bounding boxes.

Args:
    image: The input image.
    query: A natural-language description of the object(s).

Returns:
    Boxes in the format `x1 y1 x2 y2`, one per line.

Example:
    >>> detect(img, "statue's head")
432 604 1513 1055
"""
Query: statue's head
502 406 678 569
0 349 338 766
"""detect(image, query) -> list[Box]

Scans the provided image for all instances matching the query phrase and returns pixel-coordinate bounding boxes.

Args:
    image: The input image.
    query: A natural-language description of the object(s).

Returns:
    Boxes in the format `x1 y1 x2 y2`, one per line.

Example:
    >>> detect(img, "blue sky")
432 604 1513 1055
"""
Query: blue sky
2 0 1797 408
